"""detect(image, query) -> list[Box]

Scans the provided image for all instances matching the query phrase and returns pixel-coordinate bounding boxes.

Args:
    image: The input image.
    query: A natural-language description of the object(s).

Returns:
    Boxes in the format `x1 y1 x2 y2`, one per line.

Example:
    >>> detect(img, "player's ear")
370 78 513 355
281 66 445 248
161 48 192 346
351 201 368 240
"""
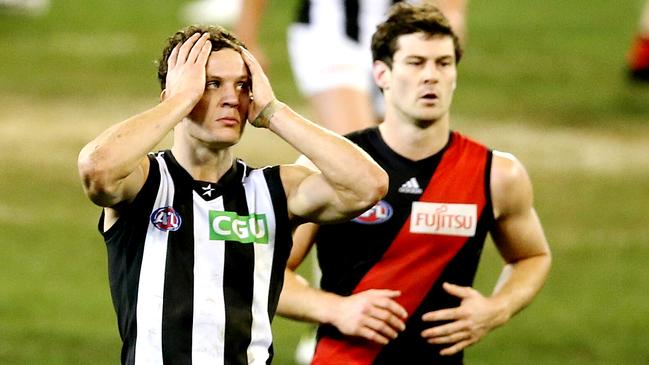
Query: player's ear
160 89 167 101
373 60 391 90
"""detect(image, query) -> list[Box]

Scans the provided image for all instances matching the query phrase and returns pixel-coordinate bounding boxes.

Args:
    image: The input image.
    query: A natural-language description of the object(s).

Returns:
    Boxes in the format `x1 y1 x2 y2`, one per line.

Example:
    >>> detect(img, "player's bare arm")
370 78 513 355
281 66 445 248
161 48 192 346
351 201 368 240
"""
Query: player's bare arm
241 49 389 223
420 151 551 356
78 33 213 208
278 223 408 345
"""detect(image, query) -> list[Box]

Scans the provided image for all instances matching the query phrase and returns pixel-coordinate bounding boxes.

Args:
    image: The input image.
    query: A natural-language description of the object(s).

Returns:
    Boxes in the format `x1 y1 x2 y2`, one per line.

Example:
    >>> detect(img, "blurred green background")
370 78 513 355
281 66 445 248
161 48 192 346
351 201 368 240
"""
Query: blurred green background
0 0 648 364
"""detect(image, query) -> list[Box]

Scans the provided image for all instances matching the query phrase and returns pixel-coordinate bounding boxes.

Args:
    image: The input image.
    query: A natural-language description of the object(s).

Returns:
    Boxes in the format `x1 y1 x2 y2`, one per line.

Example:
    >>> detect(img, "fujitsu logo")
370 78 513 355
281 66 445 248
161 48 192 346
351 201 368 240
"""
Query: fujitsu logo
410 202 477 237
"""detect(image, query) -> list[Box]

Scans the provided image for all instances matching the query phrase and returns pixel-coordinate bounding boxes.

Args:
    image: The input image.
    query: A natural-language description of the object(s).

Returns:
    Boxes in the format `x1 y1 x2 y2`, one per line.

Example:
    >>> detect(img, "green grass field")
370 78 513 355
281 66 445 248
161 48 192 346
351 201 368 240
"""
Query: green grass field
1 0 648 364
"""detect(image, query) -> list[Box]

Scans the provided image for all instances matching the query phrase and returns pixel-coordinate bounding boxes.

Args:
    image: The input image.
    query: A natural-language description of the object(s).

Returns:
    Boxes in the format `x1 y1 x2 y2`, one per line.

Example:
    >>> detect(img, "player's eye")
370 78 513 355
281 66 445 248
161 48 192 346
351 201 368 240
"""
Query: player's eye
406 59 423 66
206 80 221 89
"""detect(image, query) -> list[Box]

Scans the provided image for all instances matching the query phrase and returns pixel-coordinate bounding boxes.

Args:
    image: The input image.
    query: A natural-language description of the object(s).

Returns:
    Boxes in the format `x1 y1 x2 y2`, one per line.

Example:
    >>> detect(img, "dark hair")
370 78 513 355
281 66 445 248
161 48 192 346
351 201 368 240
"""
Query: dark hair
156 25 246 90
371 2 463 68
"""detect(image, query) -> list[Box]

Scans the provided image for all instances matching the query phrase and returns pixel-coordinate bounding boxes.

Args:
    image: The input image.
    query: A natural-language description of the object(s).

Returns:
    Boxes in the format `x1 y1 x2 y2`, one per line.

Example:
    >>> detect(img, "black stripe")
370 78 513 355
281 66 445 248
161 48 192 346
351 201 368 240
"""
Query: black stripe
222 181 254 365
263 166 291 364
317 128 445 295
296 0 310 24
263 166 291 318
484 150 494 217
103 154 161 365
345 0 361 41
161 155 195 365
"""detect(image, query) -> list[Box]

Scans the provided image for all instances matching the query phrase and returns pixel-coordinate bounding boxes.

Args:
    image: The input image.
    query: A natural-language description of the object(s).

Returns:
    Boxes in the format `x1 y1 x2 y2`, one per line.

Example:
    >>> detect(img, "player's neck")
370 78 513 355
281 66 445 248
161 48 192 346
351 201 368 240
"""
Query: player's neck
171 144 235 183
379 115 450 161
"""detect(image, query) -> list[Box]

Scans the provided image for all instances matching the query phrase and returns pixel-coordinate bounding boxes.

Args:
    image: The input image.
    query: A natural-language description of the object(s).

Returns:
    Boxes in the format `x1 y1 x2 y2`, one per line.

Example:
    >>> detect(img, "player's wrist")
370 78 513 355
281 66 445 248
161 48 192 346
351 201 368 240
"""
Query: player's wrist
488 295 513 327
250 99 285 128
317 292 345 326
162 92 201 118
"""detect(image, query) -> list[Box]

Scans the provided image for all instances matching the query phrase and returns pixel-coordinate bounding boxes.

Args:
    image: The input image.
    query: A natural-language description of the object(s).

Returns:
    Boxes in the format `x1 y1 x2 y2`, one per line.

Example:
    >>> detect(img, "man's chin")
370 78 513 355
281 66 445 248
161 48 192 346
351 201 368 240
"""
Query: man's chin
197 132 242 150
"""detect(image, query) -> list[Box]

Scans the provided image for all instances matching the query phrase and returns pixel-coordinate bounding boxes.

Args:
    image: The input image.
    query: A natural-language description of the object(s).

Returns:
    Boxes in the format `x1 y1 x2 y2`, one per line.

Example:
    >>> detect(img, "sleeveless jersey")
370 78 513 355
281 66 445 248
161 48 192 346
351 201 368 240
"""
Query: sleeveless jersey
295 0 401 43
99 150 292 365
312 128 494 365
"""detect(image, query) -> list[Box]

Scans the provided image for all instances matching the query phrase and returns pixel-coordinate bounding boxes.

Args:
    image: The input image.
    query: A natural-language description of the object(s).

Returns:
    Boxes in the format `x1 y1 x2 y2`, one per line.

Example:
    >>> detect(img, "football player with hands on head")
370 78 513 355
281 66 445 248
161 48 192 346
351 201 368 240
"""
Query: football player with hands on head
78 25 388 365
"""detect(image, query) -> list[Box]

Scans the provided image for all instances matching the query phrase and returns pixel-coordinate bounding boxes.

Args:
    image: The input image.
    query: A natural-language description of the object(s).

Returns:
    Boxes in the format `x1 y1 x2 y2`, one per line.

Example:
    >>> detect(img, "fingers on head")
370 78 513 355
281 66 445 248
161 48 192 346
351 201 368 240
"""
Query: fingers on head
177 32 202 63
187 33 211 63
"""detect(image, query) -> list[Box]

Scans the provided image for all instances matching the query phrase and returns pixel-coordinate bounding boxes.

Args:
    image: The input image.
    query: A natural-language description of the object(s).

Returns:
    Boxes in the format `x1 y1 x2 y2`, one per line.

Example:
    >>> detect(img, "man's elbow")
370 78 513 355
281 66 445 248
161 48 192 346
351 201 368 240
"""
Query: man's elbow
351 166 389 212
77 149 119 206
368 167 389 203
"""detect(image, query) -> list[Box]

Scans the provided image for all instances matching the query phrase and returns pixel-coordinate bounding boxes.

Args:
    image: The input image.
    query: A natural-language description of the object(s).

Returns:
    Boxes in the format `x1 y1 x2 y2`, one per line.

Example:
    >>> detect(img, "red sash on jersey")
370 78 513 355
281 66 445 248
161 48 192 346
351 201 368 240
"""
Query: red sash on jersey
312 132 489 365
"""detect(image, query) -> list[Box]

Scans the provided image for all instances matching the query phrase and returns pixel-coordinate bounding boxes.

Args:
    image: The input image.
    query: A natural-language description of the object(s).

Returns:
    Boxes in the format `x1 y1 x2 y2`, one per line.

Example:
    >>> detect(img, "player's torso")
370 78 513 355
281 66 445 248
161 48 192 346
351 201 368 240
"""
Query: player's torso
314 128 494 364
104 151 291 365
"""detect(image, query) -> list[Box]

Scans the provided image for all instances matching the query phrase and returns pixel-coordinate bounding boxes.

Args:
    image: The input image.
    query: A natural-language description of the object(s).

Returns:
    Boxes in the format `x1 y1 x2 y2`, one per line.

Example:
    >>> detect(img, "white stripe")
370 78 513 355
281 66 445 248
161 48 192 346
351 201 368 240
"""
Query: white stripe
310 0 344 32
245 169 275 364
192 195 227 364
134 156 173 365
359 0 393 47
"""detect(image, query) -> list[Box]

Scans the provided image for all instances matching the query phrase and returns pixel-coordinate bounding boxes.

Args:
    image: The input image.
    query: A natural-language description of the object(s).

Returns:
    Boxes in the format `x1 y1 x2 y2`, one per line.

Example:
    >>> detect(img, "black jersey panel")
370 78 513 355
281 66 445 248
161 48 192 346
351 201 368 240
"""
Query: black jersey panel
222 180 255 365
102 154 162 365
317 128 447 295
160 153 195 365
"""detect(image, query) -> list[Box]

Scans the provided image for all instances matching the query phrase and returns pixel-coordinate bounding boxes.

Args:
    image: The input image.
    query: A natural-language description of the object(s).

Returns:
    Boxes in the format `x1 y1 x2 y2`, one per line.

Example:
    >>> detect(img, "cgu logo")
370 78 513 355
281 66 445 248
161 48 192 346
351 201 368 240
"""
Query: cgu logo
410 202 477 237
353 200 393 225
150 207 182 232
209 211 269 244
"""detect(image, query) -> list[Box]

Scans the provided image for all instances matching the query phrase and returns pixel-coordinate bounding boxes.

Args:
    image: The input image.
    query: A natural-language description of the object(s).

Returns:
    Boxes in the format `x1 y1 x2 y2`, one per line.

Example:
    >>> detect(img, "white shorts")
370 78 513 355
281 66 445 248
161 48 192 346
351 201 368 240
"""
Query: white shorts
287 23 374 96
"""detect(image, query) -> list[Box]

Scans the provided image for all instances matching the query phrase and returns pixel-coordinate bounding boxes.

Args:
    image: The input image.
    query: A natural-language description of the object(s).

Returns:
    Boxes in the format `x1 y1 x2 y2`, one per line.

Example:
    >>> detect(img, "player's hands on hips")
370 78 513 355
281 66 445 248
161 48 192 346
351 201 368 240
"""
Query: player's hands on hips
240 48 276 125
420 282 508 356
165 32 212 106
331 289 408 345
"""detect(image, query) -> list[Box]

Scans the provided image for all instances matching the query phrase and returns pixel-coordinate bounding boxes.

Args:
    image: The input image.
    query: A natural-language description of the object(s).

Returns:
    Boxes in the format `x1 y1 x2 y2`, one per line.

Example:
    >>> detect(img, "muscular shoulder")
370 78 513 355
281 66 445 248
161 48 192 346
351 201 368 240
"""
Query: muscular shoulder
490 151 534 219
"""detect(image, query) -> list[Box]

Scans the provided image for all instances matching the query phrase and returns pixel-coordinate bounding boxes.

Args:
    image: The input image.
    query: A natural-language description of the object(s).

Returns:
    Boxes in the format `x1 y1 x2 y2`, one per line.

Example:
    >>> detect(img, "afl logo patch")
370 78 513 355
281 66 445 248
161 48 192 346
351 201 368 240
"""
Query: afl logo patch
150 207 182 232
353 200 393 225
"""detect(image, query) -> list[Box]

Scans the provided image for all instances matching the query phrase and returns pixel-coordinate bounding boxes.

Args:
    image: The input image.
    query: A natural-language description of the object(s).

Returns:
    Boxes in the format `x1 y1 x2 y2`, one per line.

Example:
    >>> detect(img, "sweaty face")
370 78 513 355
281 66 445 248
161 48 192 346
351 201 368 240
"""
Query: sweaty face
185 48 251 147
382 33 457 124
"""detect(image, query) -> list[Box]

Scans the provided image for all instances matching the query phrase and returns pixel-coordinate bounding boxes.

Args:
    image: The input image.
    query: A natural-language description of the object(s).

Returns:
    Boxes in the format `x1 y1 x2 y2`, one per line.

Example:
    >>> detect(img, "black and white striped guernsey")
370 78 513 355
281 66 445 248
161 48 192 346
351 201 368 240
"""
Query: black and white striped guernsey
99 150 292 365
295 0 403 42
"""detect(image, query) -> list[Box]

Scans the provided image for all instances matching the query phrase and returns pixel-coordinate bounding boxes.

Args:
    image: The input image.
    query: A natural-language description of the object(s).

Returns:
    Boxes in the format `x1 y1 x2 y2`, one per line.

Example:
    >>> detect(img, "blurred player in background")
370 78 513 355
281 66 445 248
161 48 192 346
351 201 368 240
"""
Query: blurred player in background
234 0 469 134
628 0 649 81
277 3 551 364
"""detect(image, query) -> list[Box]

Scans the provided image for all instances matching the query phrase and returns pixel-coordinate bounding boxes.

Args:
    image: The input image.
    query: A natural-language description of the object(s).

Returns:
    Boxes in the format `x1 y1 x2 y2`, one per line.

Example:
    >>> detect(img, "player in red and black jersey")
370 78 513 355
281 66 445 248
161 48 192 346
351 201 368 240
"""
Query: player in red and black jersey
277 3 552 364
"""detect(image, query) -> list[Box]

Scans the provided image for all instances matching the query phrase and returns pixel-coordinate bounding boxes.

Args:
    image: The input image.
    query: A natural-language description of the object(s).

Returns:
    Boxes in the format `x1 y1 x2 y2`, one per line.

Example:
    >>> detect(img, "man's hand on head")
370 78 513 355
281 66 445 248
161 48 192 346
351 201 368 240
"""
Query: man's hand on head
240 48 278 126
164 32 212 105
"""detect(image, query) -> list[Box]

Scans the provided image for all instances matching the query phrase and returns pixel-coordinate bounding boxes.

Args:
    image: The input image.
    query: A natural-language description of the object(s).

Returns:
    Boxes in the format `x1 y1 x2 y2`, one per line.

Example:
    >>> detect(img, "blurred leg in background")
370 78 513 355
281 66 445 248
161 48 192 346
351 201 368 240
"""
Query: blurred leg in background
0 0 49 16
180 0 241 28
628 0 649 82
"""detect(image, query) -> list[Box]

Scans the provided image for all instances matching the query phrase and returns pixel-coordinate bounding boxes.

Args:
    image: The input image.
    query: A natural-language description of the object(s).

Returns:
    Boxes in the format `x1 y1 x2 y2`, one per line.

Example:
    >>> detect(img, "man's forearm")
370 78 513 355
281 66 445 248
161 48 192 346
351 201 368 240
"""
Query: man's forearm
491 254 552 324
277 269 340 325
78 95 193 197
268 105 388 213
